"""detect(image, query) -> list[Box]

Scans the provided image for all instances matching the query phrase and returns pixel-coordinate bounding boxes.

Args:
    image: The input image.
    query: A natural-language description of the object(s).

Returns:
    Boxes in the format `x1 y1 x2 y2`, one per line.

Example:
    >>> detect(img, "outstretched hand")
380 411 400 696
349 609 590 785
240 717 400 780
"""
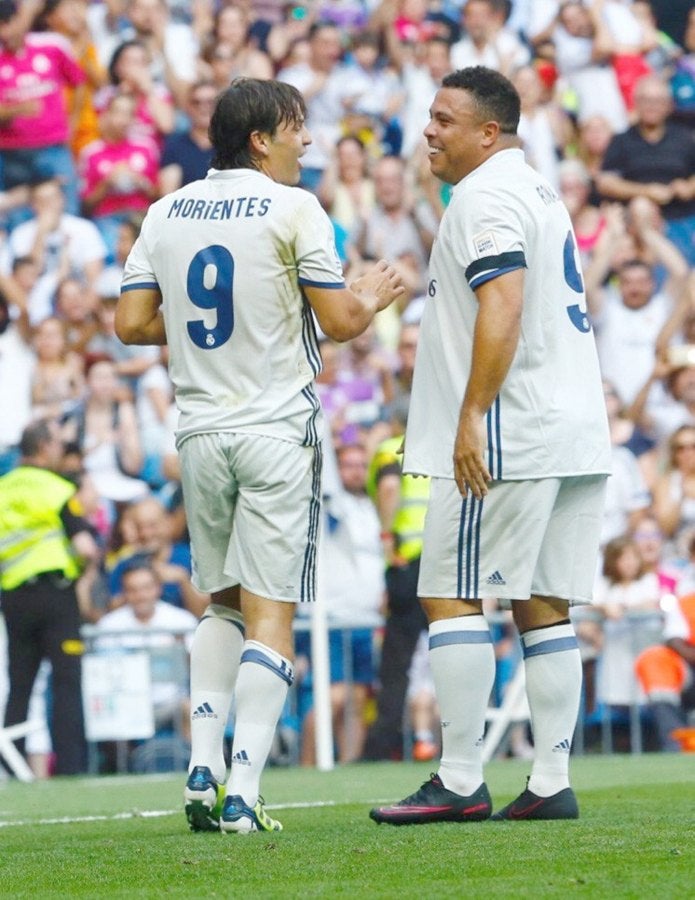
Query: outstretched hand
350 259 406 312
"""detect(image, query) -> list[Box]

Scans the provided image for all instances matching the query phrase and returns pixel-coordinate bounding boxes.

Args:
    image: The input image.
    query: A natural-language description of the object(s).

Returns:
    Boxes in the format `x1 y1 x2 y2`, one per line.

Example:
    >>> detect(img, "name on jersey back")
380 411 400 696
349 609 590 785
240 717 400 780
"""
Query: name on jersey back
167 196 272 221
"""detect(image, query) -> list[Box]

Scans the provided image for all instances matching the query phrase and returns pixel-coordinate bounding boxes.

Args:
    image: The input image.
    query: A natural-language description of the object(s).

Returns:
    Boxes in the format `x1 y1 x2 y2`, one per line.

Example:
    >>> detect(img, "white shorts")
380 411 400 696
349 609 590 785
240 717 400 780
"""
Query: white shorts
179 432 321 602
418 475 607 605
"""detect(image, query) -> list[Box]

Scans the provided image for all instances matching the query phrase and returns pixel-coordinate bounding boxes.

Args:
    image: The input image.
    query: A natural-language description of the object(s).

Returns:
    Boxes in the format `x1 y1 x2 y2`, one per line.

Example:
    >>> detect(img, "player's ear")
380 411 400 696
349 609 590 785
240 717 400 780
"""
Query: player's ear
249 130 270 158
480 120 500 148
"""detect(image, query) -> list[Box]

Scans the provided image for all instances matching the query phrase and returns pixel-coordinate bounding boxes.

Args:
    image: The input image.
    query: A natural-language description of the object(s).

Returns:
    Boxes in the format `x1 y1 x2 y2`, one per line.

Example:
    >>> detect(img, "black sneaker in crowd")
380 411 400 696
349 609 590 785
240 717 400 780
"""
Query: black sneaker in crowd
491 781 579 821
369 773 492 826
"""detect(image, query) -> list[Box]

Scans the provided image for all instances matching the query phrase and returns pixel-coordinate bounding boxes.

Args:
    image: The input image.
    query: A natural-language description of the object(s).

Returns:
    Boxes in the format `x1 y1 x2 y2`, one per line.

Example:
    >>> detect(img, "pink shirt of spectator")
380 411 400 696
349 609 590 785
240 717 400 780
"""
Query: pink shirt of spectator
79 136 158 217
0 32 85 150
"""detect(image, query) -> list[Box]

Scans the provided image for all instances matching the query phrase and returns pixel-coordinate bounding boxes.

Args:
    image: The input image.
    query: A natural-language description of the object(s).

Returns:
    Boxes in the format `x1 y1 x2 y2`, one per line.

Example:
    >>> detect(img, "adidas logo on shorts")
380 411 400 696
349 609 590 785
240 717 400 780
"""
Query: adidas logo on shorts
485 570 506 586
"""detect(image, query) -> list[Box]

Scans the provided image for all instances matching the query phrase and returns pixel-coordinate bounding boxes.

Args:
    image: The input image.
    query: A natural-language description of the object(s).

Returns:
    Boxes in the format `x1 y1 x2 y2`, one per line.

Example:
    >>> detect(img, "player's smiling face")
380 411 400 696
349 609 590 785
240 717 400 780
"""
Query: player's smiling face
424 87 488 185
264 117 312 186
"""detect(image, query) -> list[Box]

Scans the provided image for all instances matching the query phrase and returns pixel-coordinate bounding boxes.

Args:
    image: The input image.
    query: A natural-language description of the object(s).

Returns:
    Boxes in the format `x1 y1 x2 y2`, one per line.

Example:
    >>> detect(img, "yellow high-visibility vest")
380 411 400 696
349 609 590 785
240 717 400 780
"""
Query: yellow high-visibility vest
367 436 430 562
0 466 81 591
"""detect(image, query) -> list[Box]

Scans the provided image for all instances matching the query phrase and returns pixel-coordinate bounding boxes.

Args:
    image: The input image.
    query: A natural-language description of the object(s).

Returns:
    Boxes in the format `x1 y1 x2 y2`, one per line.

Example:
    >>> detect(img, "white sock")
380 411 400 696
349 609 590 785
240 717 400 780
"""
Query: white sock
429 615 495 796
227 640 294 807
188 607 244 783
522 621 582 797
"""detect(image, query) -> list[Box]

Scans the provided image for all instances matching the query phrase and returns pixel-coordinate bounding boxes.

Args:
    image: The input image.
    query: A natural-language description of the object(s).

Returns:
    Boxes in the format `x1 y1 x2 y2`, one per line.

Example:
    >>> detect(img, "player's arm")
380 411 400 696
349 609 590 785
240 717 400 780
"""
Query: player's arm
454 269 524 499
303 259 405 342
115 286 167 346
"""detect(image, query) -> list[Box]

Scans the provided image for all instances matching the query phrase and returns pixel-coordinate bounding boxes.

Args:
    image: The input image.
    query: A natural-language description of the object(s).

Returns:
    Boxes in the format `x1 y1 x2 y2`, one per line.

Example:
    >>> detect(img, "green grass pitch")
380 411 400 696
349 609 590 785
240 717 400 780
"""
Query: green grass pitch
0 754 692 898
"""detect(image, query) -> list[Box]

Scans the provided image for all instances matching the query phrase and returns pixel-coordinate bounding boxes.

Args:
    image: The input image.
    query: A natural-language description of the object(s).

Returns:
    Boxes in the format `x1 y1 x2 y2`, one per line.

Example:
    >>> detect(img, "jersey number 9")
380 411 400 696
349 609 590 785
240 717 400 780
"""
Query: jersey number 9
186 245 235 349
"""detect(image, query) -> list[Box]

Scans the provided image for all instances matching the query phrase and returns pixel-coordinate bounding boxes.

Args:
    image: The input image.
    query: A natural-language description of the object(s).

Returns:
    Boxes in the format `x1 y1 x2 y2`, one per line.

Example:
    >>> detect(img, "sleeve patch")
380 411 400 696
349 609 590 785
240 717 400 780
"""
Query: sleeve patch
472 230 499 258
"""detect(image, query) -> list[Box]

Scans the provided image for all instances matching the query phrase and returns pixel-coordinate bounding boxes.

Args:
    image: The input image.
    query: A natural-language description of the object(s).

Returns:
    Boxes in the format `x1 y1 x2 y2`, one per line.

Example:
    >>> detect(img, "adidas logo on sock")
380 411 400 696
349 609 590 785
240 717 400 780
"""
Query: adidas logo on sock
232 749 251 766
485 570 506 586
552 738 572 753
192 702 217 720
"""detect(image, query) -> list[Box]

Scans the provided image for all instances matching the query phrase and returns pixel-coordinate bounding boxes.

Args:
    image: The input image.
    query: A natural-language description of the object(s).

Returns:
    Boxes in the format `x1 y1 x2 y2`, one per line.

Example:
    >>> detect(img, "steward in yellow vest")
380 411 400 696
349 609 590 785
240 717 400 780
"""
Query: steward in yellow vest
0 419 99 776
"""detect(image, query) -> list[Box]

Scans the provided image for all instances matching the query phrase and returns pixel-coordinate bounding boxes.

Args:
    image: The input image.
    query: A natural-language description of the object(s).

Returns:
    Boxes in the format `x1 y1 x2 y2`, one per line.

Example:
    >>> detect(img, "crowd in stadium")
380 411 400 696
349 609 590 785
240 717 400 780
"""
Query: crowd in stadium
1 0 694 776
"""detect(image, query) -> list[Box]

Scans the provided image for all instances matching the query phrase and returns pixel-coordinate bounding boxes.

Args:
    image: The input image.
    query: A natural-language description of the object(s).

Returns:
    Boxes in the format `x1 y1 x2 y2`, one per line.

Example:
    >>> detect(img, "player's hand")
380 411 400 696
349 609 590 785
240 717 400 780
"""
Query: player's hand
350 259 406 311
453 413 491 499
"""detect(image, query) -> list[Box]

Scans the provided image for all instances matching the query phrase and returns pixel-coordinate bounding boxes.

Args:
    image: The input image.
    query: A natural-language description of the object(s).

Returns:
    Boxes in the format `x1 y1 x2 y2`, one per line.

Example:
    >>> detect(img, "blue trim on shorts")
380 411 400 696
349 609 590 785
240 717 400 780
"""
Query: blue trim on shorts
522 636 578 659
300 444 322 602
241 648 294 685
486 397 501 479
457 494 483 599
429 630 492 649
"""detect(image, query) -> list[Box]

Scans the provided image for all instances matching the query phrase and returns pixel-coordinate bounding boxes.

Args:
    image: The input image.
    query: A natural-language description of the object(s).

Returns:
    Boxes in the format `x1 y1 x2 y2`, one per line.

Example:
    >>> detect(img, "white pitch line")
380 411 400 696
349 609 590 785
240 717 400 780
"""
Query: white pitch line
0 797 387 830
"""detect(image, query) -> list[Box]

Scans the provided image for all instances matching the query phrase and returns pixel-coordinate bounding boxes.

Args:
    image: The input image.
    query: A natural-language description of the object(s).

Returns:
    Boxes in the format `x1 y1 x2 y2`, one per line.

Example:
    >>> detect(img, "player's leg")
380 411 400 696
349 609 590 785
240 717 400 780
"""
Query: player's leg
220 434 321 833
493 474 606 821
221 590 295 833
179 434 245 831
371 478 498 825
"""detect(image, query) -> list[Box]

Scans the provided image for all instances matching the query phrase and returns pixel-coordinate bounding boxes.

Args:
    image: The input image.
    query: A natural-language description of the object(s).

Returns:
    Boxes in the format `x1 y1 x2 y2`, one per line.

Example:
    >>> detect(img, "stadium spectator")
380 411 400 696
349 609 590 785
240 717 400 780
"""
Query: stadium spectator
575 113 614 207
157 80 215 196
340 30 403 157
79 91 159 262
296 442 384 765
97 38 175 152
63 356 148 506
532 0 628 131
513 63 571 190
450 0 530 76
123 0 199 109
0 175 107 325
652 425 695 551
36 0 108 157
635 587 695 751
54 274 98 354
317 135 376 258
592 536 662 715
30 315 85 420
587 201 689 408
558 158 607 265
596 74 695 265
94 561 197 730
87 0 132 69
0 0 86 217
277 21 354 191
201 4 273 82
350 153 436 317
107 495 206 615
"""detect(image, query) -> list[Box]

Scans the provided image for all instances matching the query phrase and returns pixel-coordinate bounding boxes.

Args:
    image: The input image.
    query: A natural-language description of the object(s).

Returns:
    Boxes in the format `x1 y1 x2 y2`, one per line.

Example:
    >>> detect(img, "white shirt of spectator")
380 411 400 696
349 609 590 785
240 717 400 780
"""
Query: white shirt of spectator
0 214 107 325
593 287 672 407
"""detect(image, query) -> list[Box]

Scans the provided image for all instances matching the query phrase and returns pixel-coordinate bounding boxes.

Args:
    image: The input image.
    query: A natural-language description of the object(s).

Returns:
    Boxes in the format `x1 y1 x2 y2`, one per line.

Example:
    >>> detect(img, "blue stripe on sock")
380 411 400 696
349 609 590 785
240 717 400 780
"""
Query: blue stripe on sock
522 635 578 659
429 630 492 650
241 648 294 685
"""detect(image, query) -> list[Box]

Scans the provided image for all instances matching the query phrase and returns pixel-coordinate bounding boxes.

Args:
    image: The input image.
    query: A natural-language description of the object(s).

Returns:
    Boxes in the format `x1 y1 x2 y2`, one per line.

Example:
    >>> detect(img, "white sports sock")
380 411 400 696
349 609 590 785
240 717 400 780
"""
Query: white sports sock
227 640 294 807
188 607 244 783
522 621 582 797
429 615 496 797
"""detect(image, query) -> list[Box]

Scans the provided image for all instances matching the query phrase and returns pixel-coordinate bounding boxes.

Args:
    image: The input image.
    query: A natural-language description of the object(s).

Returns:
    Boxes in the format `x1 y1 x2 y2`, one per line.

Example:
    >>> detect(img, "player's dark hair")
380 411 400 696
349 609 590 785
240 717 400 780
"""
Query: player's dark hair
442 66 520 134
209 78 306 170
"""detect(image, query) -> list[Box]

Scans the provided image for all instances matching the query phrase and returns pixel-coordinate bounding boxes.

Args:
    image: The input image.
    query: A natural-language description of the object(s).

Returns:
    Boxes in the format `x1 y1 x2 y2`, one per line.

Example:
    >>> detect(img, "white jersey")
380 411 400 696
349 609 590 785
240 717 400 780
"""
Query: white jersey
121 168 345 448
404 148 611 481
